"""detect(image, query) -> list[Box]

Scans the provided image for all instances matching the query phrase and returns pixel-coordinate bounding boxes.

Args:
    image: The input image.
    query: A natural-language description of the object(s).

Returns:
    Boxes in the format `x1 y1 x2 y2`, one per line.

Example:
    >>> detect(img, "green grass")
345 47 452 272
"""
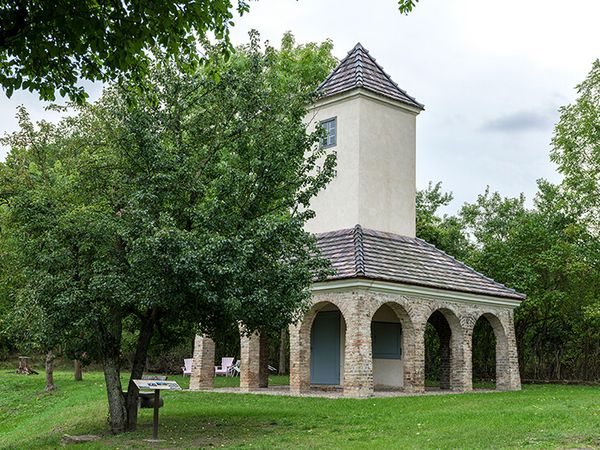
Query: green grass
1 370 599 449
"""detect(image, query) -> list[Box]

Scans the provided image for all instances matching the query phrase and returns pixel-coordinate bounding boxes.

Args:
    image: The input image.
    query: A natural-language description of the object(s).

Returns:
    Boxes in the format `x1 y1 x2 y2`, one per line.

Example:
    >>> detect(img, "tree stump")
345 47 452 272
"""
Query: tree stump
16 356 39 375
74 360 83 381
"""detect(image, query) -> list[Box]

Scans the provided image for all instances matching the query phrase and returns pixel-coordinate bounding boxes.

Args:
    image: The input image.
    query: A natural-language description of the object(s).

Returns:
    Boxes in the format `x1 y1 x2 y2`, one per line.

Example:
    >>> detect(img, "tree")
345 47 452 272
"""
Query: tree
551 60 600 260
1 1 417 102
0 0 251 102
0 33 336 433
459 183 600 381
416 181 471 260
415 176 600 382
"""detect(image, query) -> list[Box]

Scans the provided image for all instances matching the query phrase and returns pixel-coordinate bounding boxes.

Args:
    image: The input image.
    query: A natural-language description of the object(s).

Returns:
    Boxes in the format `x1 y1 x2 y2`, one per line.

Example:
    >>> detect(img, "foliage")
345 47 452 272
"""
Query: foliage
0 0 253 103
417 61 600 383
0 33 338 433
2 371 600 449
1 0 418 103
398 0 420 14
416 181 471 260
416 176 600 381
551 59 600 239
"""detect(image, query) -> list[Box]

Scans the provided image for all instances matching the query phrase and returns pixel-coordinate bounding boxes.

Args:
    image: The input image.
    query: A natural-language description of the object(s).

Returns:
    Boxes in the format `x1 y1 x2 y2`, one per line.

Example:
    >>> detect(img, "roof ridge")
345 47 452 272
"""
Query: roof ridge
360 49 423 109
352 224 365 276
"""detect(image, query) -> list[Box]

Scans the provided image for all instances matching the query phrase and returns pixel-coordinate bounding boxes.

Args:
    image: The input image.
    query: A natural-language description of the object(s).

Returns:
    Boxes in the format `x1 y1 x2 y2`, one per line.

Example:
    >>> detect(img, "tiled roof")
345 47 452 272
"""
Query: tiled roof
317 43 424 110
316 225 525 301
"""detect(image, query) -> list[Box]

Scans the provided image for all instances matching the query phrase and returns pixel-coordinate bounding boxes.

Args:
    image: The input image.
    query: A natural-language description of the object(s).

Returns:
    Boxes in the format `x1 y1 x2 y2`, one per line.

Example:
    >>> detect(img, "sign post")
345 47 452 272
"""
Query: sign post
133 379 182 442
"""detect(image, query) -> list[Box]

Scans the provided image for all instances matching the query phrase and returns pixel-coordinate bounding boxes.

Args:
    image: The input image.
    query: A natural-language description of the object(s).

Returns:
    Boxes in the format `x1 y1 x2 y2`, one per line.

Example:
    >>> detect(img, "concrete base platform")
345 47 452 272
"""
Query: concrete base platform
189 385 496 399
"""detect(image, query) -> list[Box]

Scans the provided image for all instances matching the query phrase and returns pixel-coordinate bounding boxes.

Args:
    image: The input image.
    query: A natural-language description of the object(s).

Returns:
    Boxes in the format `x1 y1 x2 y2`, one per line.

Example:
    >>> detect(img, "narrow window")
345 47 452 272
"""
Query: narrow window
320 117 337 148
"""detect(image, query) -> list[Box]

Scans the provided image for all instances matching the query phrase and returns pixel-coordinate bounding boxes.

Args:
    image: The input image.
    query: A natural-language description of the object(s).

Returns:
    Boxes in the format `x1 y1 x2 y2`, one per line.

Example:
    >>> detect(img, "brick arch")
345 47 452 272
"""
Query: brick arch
290 300 348 393
424 306 466 390
369 301 417 390
297 300 349 338
470 311 511 390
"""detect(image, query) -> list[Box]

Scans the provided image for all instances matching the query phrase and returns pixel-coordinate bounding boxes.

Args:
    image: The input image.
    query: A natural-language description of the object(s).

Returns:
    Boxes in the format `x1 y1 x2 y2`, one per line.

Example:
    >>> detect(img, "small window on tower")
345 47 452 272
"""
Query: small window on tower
320 117 337 148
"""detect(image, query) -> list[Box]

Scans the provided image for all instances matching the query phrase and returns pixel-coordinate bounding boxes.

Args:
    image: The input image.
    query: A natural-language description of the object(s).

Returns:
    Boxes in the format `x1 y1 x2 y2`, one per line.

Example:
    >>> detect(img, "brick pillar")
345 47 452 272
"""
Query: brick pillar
461 327 474 392
449 326 467 392
189 334 215 391
259 333 269 388
411 322 426 393
498 311 521 391
240 330 261 391
289 322 310 394
343 303 373 397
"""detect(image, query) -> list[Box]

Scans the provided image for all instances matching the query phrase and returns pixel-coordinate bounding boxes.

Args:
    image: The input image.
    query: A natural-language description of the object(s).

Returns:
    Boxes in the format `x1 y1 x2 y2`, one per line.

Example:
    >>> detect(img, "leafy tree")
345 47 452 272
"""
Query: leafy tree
416 176 600 382
551 60 600 235
1 0 412 102
460 183 600 380
0 33 337 433
0 0 251 102
416 181 471 260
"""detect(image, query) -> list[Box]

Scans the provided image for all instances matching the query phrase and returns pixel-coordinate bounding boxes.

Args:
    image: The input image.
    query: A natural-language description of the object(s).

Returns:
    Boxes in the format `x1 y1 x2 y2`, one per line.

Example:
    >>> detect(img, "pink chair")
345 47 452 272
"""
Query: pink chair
182 358 193 376
215 357 234 376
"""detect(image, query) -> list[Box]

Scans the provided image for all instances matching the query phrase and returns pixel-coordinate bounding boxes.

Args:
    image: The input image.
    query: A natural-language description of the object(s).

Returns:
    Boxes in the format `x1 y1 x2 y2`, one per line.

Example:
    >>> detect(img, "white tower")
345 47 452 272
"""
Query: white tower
305 43 423 237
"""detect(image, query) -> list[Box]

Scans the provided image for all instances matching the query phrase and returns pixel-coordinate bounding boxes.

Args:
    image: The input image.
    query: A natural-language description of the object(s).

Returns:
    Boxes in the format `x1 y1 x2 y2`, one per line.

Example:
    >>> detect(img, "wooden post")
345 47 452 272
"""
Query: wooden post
74 360 83 381
152 390 160 440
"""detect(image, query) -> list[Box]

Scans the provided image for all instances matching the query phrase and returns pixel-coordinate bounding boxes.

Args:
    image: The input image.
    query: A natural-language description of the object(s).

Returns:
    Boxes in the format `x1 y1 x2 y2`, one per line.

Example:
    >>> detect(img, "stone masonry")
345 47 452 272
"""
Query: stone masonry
189 334 215 391
289 288 521 397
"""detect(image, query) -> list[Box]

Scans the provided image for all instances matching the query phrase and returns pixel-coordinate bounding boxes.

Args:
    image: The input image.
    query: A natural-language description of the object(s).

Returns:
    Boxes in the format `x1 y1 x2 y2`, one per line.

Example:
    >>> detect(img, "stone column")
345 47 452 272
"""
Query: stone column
343 301 373 397
240 330 261 391
411 322 426 393
189 334 215 391
461 327 474 392
498 311 521 391
289 322 310 394
449 329 468 392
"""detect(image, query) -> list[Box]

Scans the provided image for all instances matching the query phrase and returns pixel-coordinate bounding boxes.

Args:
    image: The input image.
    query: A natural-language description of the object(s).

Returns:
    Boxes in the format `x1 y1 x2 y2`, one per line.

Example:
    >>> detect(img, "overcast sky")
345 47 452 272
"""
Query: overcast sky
1 0 599 213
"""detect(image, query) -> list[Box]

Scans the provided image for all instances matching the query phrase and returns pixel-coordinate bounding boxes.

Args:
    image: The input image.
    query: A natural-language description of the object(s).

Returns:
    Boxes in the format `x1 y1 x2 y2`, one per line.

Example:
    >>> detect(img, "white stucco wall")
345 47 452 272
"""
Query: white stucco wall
358 94 417 237
304 93 360 234
373 359 404 388
304 89 419 237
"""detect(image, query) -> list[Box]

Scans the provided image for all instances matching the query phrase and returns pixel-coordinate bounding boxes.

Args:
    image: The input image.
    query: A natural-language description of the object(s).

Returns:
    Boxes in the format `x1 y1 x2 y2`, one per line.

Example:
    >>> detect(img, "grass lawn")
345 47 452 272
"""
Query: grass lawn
1 370 599 449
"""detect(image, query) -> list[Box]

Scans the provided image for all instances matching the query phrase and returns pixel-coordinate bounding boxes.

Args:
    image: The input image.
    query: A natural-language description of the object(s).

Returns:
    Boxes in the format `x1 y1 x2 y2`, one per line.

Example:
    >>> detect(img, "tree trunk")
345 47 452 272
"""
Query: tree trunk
102 304 127 434
278 328 287 375
45 351 56 392
103 354 127 434
74 359 83 381
125 311 156 432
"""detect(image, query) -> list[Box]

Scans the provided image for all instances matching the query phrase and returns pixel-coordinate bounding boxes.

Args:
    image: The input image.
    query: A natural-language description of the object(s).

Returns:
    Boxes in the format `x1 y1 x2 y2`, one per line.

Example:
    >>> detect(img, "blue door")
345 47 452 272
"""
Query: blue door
311 311 341 385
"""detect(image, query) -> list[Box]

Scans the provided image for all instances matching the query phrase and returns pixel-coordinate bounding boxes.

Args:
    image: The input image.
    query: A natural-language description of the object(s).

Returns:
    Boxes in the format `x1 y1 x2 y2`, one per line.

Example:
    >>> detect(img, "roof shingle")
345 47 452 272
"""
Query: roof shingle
316 225 525 301
317 43 424 110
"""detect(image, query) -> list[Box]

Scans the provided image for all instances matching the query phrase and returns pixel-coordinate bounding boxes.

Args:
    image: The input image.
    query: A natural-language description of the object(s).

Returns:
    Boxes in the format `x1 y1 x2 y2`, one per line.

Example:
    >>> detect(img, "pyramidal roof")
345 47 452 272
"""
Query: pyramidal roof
316 225 525 301
317 43 424 109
